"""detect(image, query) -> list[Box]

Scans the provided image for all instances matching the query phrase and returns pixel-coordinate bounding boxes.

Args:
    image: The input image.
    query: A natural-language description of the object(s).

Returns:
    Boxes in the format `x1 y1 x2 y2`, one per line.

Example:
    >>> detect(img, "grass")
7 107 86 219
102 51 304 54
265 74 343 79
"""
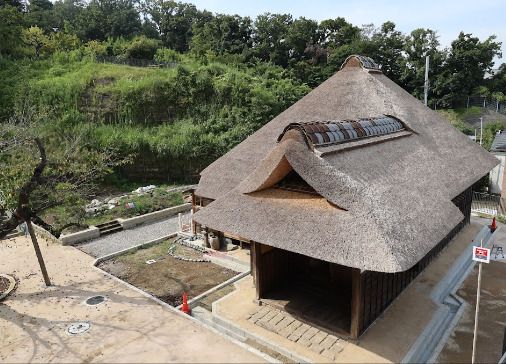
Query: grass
116 238 176 269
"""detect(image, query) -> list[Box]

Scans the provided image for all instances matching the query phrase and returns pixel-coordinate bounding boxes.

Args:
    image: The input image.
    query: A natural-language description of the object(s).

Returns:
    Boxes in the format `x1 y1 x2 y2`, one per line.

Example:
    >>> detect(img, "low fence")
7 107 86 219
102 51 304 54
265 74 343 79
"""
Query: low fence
471 191 501 216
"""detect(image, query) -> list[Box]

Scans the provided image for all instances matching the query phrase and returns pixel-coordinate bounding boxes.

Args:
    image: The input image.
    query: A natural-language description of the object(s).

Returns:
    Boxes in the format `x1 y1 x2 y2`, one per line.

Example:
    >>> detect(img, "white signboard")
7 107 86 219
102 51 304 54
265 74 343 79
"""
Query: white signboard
472 246 490 264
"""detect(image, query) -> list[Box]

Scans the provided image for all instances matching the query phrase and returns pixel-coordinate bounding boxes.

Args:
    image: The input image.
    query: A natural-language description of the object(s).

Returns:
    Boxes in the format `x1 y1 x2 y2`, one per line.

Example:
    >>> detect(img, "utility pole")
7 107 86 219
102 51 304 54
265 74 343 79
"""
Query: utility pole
424 55 430 106
480 117 483 146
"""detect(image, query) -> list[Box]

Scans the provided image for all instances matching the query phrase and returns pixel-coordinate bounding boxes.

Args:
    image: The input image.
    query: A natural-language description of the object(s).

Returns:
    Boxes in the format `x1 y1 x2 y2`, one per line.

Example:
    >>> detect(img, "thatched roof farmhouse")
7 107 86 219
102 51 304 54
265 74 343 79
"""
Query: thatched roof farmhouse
192 55 498 338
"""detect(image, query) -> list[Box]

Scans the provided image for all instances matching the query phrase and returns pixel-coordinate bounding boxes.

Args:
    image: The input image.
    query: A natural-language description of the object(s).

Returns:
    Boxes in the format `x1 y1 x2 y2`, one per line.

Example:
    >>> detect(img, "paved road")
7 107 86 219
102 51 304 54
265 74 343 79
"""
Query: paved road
77 213 190 258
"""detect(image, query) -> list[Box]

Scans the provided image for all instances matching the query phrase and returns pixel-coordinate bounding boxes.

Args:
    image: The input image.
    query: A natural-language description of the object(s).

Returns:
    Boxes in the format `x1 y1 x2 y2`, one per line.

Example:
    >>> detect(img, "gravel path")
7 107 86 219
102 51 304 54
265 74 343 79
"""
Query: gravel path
77 213 190 258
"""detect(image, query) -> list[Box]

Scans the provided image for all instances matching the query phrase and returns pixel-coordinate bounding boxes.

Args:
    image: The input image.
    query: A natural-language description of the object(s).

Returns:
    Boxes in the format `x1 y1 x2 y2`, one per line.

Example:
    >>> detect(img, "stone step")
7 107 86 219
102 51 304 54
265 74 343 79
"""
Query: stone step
98 226 123 236
95 220 121 229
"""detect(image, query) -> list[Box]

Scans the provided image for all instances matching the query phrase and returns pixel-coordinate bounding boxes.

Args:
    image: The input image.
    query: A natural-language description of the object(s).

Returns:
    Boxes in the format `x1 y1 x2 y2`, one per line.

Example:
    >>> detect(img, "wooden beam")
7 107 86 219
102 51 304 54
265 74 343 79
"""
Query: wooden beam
350 268 363 339
252 242 263 300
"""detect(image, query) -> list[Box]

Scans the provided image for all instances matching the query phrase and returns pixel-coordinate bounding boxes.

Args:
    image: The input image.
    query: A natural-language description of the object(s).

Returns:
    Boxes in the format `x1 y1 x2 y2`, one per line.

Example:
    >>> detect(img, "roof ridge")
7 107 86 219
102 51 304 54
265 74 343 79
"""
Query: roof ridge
278 115 406 149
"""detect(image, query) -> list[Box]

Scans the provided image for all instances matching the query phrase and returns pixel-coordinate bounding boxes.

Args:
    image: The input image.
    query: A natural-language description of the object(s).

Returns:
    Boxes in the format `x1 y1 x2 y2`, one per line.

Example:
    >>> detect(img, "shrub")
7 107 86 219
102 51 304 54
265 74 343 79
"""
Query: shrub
125 36 162 60
154 47 181 63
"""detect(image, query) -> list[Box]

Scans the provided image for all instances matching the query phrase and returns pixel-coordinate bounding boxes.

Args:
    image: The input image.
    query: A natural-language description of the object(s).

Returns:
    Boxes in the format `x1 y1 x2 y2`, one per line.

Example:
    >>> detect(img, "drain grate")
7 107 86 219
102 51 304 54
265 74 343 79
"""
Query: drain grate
67 322 90 335
85 295 106 306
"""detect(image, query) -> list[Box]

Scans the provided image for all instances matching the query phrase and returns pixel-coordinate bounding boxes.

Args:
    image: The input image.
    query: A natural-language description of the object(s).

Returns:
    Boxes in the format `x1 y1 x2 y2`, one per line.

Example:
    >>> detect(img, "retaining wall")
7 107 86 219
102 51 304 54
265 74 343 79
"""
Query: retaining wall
60 226 100 246
117 203 191 230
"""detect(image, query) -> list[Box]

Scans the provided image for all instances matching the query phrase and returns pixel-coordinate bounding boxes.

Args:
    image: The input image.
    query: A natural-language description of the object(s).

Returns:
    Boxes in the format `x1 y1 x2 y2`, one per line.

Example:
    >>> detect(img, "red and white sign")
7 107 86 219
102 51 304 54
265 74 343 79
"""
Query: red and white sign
473 246 490 263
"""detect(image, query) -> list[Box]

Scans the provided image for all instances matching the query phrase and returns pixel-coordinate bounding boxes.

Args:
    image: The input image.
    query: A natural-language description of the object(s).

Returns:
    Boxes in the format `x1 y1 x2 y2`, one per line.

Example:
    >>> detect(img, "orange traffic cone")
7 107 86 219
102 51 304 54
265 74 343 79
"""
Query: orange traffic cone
491 217 497 232
181 292 191 314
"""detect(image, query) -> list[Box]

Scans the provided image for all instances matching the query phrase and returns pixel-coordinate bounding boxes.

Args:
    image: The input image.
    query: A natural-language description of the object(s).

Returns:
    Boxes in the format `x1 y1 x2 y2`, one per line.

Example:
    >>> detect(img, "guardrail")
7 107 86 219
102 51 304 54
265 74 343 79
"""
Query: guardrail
471 192 501 216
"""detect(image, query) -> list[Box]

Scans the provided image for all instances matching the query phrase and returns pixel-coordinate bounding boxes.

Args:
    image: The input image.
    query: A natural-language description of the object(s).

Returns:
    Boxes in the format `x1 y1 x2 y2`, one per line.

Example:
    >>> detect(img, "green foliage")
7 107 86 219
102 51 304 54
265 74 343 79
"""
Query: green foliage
124 36 162 60
437 109 475 135
482 121 506 150
0 6 25 57
154 47 181 63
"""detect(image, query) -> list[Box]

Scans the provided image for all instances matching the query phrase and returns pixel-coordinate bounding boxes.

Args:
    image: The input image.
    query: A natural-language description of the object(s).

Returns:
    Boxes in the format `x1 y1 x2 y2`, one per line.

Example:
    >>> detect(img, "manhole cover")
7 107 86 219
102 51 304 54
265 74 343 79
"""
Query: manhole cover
85 295 106 305
67 322 90 335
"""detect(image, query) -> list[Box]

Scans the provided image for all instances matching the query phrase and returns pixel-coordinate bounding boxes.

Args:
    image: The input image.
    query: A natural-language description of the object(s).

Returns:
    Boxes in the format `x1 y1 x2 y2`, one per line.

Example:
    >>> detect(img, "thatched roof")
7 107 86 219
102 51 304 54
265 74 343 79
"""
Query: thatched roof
193 55 498 273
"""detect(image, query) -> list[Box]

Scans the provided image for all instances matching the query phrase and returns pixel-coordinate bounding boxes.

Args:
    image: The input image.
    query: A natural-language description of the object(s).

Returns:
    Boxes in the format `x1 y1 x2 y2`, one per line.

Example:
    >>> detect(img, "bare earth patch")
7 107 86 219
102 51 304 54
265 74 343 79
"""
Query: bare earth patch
98 239 237 306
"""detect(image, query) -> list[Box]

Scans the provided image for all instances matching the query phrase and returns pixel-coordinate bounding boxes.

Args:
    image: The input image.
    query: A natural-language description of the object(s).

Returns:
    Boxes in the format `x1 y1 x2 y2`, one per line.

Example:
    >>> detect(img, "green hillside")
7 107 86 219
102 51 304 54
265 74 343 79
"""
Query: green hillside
0 52 310 182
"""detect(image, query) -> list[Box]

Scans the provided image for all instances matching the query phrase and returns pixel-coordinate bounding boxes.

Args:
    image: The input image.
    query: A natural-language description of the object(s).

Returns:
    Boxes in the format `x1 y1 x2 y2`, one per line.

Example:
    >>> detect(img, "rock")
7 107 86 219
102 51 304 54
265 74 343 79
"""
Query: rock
132 185 156 194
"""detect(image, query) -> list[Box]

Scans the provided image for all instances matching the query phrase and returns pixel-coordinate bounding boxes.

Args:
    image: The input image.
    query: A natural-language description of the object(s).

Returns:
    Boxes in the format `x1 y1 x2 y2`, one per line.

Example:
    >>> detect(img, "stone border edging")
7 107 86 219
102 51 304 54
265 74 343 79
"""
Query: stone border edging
0 274 17 301
90 238 277 363
179 271 250 310
94 233 178 264
402 226 499 363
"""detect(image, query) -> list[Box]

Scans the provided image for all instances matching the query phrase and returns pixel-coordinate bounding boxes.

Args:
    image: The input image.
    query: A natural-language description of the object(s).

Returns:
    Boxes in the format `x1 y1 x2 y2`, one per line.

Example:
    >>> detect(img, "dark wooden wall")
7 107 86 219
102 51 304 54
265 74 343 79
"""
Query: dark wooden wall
356 186 473 335
256 245 305 296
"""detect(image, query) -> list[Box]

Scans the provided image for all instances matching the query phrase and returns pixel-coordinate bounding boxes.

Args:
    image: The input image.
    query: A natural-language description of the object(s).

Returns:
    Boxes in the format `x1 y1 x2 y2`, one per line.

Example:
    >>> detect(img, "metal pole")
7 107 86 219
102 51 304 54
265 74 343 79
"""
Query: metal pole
26 220 51 286
480 117 483 146
424 55 430 106
471 240 484 364
467 96 470 109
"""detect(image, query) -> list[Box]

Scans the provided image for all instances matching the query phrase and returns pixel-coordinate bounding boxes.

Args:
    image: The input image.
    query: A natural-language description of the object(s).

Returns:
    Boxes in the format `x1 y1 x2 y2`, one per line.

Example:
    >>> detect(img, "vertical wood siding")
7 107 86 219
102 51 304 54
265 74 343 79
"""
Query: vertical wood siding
357 186 472 335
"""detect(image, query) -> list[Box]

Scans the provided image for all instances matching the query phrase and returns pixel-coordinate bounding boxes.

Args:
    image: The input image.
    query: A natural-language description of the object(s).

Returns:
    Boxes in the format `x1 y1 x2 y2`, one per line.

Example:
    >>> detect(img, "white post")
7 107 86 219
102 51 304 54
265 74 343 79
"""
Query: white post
480 117 483 146
178 213 182 232
475 128 477 142
424 55 430 106
467 96 470 109
471 239 484 364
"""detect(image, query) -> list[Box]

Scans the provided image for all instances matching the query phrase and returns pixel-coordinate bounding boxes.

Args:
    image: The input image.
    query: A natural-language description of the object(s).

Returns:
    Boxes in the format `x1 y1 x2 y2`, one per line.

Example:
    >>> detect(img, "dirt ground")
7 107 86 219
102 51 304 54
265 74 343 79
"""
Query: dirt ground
437 260 506 363
98 240 237 306
0 236 265 363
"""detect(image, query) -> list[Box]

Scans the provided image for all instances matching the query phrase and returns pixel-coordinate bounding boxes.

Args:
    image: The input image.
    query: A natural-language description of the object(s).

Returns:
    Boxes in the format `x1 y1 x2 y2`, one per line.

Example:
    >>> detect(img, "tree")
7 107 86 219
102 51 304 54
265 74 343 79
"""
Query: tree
53 0 85 33
75 0 142 40
190 14 252 58
401 28 446 100
368 22 406 84
253 13 293 67
433 32 502 105
22 26 50 57
0 112 123 241
0 5 24 56
143 0 211 52
318 17 360 48
26 0 56 32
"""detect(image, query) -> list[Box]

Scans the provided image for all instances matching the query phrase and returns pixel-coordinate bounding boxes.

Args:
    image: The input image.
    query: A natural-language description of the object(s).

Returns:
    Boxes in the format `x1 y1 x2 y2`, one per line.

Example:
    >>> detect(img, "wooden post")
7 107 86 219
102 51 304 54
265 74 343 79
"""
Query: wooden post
350 268 363 339
26 220 51 286
191 190 197 235
252 242 263 300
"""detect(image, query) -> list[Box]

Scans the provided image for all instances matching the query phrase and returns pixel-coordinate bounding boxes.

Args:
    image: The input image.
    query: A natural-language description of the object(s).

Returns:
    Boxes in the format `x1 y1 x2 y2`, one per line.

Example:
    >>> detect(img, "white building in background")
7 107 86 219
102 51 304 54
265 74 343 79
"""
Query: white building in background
489 131 506 195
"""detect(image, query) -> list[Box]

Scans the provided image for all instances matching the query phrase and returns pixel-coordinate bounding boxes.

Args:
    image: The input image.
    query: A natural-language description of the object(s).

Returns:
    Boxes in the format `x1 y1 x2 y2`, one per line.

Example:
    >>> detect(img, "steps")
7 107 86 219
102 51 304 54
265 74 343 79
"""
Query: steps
95 220 123 236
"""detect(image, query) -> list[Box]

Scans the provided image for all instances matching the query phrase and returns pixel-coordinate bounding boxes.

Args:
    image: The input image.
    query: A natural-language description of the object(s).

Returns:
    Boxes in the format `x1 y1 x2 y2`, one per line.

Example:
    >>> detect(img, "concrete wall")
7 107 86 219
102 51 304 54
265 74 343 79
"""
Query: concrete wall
490 153 505 195
60 227 100 245
117 203 191 229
